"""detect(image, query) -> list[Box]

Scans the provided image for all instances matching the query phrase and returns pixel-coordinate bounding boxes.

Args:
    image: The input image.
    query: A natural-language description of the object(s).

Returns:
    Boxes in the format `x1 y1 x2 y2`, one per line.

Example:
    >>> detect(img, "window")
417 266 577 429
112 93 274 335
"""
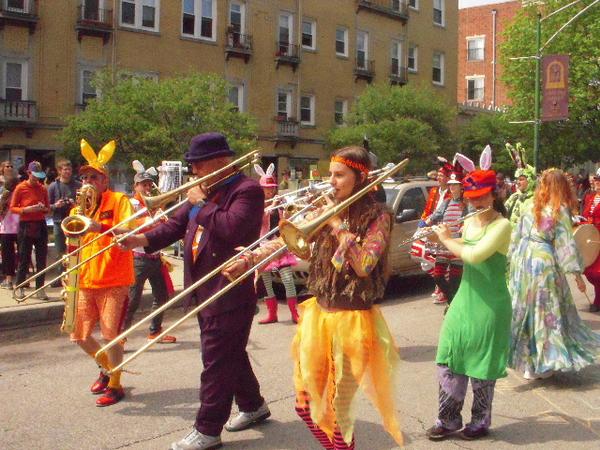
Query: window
408 44 418 72
335 27 348 56
467 77 484 101
356 31 368 69
391 0 401 11
276 89 292 119
302 19 316 50
408 0 418 9
229 1 244 34
399 188 426 218
432 52 444 85
278 12 293 54
391 41 402 75
300 95 315 125
433 0 444 26
5 62 27 101
334 100 347 125
228 83 244 112
121 0 159 30
7 0 27 13
467 37 485 61
81 69 98 105
182 0 215 40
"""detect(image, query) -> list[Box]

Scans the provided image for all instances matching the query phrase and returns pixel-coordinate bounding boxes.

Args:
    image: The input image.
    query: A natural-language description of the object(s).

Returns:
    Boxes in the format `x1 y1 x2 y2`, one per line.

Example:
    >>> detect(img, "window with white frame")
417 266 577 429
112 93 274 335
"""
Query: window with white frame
276 89 292 119
300 95 315 125
432 52 445 85
467 77 484 101
302 19 316 50
121 0 159 31
228 83 244 112
408 44 418 72
81 69 98 105
229 1 244 34
335 27 348 57
391 41 403 75
334 99 347 125
356 31 368 69
278 12 293 54
408 0 418 9
6 0 29 13
467 37 485 61
182 0 216 40
433 0 444 26
4 61 27 101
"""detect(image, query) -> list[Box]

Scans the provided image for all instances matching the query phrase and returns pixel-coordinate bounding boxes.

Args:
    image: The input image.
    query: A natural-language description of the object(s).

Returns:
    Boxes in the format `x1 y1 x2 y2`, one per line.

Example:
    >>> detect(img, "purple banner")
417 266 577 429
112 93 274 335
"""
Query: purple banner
542 55 569 122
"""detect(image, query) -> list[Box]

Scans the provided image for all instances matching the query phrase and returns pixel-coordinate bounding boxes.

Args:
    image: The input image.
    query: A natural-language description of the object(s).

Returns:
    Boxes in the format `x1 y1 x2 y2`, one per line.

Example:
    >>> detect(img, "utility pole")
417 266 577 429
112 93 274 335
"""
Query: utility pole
533 13 541 171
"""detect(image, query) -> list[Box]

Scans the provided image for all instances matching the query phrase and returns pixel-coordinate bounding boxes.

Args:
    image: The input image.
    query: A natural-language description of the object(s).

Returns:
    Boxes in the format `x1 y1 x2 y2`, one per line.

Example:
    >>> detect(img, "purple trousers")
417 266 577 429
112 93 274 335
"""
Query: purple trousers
194 303 265 436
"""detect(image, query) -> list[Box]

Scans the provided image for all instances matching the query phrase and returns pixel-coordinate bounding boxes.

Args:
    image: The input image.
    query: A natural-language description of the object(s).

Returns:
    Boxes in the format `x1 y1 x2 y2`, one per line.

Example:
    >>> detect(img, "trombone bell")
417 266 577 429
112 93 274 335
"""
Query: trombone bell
61 215 92 238
279 219 317 260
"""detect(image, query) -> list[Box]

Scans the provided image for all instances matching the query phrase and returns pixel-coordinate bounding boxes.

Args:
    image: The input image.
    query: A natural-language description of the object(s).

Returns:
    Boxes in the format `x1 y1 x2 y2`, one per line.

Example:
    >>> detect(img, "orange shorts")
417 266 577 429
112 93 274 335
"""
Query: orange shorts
70 286 129 342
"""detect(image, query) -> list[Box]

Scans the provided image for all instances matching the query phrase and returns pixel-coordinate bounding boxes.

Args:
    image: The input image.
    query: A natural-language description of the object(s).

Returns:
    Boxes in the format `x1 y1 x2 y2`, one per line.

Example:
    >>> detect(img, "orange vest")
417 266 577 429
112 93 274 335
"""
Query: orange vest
77 190 134 289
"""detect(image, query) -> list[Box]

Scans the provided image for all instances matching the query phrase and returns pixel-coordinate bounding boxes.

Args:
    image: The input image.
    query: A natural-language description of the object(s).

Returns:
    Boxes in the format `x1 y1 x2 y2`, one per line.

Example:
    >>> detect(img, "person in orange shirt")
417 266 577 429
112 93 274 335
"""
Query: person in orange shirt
11 161 50 300
69 140 134 407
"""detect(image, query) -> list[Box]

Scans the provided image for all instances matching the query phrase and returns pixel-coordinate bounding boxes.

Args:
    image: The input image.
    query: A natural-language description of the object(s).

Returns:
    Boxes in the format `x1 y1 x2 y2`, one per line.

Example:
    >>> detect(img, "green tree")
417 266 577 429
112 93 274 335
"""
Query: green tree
501 0 600 168
326 84 456 172
59 71 257 166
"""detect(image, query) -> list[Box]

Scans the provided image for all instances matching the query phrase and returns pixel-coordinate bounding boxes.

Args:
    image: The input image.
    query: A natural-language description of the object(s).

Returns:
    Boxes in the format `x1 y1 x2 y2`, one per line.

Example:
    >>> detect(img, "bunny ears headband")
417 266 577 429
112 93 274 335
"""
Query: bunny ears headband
80 139 116 175
254 163 278 187
461 145 497 199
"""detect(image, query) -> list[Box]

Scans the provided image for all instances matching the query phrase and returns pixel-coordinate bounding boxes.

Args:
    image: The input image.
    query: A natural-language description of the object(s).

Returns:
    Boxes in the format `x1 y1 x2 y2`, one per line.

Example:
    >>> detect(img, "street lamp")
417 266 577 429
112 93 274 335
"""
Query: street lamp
509 0 600 171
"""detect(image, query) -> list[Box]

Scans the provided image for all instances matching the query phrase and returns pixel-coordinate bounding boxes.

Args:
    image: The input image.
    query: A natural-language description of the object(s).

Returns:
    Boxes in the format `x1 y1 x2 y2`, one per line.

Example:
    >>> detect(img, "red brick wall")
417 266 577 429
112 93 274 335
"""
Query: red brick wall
458 1 521 108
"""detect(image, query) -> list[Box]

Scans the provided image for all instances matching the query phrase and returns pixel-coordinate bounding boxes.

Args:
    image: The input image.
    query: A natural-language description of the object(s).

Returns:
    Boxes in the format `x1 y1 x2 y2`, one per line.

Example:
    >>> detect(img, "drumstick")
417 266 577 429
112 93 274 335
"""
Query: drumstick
587 239 600 244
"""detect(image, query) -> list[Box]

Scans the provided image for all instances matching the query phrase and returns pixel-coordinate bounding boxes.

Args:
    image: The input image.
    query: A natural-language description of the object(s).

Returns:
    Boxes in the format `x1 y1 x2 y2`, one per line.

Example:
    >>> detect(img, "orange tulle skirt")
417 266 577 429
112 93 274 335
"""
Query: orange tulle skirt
292 297 403 446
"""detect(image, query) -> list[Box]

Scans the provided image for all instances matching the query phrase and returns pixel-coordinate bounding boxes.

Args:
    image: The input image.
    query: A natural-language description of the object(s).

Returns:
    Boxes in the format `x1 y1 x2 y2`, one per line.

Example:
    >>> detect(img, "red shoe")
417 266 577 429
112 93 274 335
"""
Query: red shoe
96 387 125 407
287 297 299 324
258 297 278 324
90 372 110 395
147 332 177 343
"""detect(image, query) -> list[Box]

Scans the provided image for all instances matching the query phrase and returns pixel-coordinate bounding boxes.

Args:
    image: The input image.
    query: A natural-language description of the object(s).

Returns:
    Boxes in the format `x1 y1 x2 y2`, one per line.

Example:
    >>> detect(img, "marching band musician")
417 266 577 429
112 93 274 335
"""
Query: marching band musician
69 140 135 407
120 132 270 450
582 168 600 313
122 163 177 343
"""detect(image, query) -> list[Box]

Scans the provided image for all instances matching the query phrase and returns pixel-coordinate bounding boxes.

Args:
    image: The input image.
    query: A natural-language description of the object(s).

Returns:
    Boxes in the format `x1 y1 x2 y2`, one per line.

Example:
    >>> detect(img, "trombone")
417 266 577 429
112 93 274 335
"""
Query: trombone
13 150 260 303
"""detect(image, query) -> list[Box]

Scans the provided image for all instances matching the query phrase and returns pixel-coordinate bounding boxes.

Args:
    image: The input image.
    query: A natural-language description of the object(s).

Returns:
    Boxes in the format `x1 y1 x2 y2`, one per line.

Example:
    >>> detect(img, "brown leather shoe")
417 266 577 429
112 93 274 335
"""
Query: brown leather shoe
426 425 458 441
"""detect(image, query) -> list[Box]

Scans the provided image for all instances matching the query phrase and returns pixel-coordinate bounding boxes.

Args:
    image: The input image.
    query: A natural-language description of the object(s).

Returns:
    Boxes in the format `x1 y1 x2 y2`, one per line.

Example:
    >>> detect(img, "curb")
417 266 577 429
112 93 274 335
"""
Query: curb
0 301 65 330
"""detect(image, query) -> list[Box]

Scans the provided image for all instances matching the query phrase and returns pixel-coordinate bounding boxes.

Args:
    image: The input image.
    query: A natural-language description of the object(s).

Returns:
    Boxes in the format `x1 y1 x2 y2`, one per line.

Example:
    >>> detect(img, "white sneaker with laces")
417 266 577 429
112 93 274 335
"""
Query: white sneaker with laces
170 429 222 450
224 401 271 432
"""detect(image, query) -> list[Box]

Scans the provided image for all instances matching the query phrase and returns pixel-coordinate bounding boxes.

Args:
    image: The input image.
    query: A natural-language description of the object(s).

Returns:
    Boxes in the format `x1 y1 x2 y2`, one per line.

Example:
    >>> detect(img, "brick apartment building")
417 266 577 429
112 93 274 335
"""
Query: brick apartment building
0 0 457 188
458 0 520 111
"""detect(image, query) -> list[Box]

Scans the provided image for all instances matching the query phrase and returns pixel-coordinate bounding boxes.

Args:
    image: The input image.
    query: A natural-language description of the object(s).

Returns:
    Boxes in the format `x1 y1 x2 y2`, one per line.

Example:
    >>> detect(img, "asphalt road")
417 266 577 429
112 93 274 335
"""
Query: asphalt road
1 276 599 450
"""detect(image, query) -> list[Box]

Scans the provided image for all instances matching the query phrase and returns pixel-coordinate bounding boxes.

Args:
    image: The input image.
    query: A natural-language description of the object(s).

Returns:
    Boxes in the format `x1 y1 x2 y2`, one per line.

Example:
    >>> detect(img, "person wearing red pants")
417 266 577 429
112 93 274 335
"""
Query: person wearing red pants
582 169 600 313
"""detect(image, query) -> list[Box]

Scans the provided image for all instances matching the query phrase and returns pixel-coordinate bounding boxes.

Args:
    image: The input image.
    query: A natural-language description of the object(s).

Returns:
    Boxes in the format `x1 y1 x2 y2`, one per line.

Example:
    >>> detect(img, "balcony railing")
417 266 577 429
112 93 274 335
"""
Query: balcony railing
354 58 375 82
76 4 113 44
356 0 409 21
275 42 300 71
467 48 484 61
225 30 253 63
276 117 299 138
0 0 38 33
0 99 37 123
390 64 408 85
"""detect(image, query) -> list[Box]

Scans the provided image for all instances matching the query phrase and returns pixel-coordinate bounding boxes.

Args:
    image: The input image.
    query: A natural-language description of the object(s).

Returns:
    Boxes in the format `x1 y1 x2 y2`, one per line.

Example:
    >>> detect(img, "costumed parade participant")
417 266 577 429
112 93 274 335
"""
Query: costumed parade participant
254 163 299 324
504 143 536 226
70 140 135 407
509 168 600 379
427 146 512 441
120 132 270 450
123 160 176 343
582 168 600 313
224 146 403 450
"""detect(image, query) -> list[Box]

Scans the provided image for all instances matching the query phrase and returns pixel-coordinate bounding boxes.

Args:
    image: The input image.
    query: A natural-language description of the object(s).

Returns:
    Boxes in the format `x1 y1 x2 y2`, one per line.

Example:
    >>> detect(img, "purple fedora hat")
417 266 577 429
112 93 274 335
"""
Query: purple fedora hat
184 132 235 163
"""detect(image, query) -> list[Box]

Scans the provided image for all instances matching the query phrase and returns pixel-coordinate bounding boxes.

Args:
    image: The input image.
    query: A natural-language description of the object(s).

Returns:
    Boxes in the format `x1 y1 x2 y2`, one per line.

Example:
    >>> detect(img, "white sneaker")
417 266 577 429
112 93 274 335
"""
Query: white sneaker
224 401 271 432
170 429 222 450
523 369 553 380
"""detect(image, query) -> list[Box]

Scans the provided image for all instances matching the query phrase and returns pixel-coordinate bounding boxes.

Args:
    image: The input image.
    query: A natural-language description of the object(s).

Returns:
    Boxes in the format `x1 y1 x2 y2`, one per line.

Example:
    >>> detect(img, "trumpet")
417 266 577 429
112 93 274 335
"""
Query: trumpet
397 207 492 248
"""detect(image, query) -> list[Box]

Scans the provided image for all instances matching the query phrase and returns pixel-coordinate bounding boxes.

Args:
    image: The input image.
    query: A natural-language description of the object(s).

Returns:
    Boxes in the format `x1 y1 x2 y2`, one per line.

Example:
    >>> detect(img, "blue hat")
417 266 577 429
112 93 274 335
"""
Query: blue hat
27 161 46 179
184 132 235 163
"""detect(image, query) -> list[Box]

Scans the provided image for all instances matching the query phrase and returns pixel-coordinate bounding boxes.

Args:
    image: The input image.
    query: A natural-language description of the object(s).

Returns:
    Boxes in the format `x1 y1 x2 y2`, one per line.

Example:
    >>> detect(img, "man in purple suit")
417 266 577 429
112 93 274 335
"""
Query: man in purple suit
121 133 270 450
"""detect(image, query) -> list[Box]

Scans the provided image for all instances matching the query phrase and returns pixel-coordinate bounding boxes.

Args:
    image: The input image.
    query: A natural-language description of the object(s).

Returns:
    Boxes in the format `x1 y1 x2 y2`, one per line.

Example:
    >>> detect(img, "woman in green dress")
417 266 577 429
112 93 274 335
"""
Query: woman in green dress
427 162 513 441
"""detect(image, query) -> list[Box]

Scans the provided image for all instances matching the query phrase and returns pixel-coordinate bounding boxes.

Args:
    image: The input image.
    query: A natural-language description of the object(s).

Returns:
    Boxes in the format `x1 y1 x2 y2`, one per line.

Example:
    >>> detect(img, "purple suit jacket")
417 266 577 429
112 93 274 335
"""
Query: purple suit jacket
145 174 264 317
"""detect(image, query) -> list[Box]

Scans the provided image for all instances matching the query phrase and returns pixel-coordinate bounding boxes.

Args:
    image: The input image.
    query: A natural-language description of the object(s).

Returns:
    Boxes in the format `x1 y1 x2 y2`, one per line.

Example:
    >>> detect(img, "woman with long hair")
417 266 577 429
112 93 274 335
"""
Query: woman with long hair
223 146 403 449
508 168 600 379
0 177 20 288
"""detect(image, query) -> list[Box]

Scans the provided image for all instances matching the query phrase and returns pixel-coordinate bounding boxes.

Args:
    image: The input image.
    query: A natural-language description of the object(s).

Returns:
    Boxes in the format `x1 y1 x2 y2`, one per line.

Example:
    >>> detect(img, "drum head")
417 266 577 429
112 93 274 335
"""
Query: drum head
573 224 600 268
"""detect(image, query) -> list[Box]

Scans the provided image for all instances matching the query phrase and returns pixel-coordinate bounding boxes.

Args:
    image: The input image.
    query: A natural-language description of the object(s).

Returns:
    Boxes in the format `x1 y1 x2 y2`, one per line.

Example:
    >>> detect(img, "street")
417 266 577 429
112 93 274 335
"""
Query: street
1 276 599 450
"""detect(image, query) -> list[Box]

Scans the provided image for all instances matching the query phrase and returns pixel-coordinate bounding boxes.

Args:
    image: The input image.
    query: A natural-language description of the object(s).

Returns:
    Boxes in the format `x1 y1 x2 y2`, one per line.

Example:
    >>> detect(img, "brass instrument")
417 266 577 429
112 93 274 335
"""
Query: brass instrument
60 184 99 332
279 159 410 259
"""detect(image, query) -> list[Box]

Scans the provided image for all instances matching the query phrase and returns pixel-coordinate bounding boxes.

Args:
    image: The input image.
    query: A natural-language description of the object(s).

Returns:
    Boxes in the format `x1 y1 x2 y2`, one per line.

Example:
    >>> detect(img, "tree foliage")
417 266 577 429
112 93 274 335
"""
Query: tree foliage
326 84 456 172
501 0 600 168
59 71 257 167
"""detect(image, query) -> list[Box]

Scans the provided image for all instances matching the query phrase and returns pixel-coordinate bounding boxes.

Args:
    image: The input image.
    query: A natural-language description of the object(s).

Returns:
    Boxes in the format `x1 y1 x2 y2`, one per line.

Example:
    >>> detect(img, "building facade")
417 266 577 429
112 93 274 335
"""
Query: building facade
457 0 520 111
1 0 457 184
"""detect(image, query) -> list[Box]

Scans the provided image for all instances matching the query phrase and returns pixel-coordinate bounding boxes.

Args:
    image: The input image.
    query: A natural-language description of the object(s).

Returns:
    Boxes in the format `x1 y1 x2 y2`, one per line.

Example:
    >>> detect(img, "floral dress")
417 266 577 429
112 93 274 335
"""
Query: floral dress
508 205 600 374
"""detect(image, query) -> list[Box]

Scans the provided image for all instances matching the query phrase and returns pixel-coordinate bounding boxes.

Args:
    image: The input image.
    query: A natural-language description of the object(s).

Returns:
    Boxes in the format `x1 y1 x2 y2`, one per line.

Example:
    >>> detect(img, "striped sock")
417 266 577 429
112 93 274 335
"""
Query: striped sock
333 429 355 450
295 407 334 450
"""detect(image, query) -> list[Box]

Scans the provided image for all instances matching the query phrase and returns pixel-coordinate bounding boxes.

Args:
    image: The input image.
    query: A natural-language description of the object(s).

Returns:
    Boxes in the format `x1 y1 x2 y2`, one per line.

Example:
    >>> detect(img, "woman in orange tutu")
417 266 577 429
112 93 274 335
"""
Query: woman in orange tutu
223 146 403 449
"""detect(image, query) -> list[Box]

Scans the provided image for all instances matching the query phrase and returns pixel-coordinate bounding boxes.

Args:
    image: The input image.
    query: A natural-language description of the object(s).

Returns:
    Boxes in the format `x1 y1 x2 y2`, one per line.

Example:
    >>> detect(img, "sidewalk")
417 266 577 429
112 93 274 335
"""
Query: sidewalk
0 256 185 330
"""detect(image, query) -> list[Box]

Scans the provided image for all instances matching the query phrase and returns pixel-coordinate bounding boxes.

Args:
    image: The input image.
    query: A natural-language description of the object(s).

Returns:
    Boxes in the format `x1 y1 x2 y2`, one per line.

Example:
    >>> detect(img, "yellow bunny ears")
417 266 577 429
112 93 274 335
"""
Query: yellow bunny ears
79 139 116 176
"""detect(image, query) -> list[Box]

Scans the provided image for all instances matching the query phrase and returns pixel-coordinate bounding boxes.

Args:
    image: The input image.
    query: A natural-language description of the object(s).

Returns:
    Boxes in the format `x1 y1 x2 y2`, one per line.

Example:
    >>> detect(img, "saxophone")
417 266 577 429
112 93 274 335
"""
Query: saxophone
59 184 98 333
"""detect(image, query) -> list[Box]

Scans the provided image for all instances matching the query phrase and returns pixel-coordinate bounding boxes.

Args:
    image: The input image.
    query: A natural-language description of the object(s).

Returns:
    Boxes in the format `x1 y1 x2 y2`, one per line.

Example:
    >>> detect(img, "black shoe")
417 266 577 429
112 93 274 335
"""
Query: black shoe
589 304 600 313
50 279 62 288
426 425 458 441
459 426 489 440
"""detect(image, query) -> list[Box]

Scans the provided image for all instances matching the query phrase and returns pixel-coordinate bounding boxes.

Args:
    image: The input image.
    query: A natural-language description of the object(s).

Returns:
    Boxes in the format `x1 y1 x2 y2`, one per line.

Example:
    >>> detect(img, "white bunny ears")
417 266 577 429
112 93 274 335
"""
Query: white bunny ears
479 145 492 171
132 159 158 177
254 163 275 178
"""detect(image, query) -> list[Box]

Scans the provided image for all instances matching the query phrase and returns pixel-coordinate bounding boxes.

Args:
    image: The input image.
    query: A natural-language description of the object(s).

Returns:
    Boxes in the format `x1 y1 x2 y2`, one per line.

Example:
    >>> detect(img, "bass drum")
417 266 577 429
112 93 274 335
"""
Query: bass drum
573 224 600 268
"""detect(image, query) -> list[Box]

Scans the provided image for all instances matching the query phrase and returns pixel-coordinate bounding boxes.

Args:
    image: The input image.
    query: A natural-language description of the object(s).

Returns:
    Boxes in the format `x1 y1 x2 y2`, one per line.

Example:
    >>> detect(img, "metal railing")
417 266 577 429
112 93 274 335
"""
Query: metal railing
77 4 113 27
1 0 36 15
355 58 375 75
275 41 300 59
0 99 37 122
390 63 408 83
357 0 409 19
226 30 252 51
276 117 299 137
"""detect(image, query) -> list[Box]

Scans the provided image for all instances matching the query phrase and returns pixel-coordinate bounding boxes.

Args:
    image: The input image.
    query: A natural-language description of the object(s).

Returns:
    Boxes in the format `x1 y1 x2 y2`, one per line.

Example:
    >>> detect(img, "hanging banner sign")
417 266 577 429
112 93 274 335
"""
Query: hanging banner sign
542 54 569 122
